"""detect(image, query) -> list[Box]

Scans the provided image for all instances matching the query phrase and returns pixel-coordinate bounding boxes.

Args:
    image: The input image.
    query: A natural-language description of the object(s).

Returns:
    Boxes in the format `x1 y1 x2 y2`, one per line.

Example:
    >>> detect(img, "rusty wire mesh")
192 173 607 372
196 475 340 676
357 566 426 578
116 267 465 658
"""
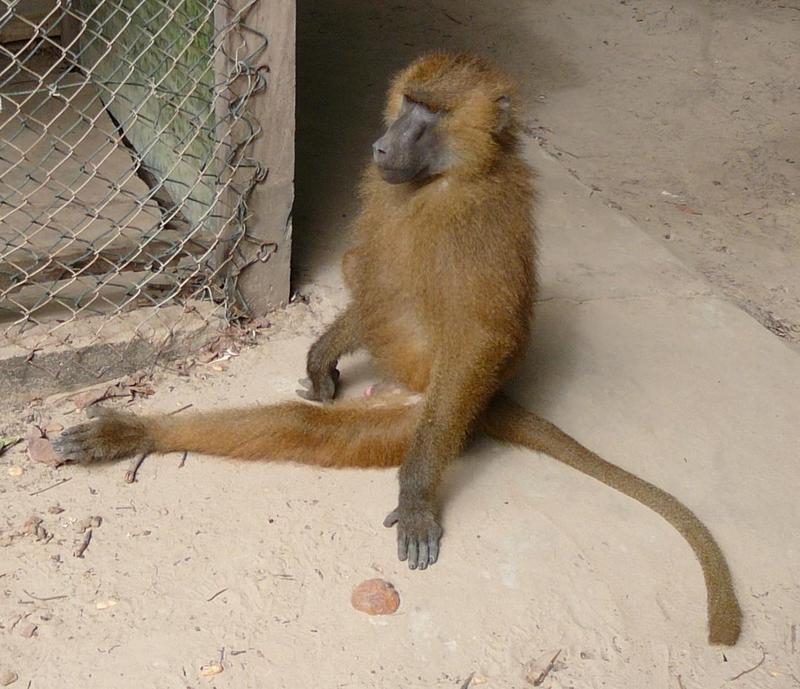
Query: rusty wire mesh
0 0 270 386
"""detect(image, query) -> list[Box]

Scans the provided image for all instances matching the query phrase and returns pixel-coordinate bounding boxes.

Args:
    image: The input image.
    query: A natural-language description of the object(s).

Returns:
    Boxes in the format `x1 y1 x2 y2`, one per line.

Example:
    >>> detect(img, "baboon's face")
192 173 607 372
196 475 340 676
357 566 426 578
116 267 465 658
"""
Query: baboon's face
372 96 446 184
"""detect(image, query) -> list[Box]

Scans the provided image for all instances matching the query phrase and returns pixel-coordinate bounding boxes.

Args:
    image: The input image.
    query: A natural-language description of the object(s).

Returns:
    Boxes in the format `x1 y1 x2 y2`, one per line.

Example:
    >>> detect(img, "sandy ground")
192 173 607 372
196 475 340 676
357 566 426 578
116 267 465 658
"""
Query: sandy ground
295 0 800 347
2 1 800 688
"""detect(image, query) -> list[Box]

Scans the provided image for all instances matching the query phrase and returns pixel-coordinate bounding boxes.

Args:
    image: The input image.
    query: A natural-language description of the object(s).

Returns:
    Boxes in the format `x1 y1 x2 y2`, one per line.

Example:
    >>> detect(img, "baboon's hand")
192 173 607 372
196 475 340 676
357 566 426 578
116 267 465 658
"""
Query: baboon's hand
297 367 340 403
384 502 443 570
53 407 153 464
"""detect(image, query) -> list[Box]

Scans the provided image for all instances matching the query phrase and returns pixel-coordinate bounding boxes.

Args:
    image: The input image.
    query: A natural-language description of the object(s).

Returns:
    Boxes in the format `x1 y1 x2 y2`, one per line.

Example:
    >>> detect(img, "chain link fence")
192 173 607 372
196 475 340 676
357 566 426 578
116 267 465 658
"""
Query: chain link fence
0 0 285 391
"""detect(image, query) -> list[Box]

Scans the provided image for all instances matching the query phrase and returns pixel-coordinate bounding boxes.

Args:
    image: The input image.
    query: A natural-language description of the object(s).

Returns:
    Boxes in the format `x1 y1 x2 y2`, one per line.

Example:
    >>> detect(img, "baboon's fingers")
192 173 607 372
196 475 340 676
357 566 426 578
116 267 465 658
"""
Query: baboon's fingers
52 431 93 463
405 526 441 570
54 409 149 464
384 506 442 570
407 538 419 569
296 374 337 403
416 540 429 570
428 534 440 565
398 529 409 562
53 427 114 464
383 509 400 528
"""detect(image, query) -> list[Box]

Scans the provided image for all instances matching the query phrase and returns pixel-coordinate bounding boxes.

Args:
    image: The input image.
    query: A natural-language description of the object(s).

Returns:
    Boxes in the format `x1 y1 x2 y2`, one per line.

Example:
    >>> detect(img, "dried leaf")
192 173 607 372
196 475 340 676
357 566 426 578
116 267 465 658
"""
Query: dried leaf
0 669 18 686
526 649 562 686
128 384 156 399
26 430 64 468
0 436 22 455
197 350 218 364
22 516 42 536
71 387 112 410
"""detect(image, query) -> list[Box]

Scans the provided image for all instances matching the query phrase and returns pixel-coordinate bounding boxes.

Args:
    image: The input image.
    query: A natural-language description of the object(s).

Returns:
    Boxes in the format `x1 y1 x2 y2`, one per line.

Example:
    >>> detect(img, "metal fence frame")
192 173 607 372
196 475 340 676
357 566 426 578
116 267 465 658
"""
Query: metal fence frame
0 0 293 394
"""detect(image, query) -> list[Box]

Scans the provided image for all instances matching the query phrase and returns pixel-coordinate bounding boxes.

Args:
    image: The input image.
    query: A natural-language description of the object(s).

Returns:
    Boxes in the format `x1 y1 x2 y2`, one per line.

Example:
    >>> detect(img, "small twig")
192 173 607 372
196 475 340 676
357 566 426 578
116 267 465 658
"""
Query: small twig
676 674 686 689
442 9 465 24
124 453 148 484
123 406 189 483
166 404 192 469
73 528 93 558
729 649 766 681
207 588 228 602
459 672 475 689
532 649 561 686
23 589 68 602
29 477 72 496
551 144 580 159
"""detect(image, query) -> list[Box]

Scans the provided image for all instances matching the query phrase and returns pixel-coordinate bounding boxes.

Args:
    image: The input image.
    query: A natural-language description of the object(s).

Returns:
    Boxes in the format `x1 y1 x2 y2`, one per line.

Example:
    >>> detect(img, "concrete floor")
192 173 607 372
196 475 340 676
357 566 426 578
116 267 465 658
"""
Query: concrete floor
1 1 799 688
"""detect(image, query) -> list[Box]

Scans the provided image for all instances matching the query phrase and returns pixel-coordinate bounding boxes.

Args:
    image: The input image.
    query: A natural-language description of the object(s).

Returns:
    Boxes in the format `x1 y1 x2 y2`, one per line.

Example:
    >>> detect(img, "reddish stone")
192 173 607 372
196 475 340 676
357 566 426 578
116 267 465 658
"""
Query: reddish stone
351 578 400 615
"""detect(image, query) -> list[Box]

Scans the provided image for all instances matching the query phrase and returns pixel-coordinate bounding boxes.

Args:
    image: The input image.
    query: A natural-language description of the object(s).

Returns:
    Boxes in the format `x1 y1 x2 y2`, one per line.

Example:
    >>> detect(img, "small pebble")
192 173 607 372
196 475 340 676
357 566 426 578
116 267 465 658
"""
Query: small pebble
200 663 223 677
22 516 42 536
0 670 18 686
95 599 118 610
18 622 37 638
74 516 101 532
351 578 400 615
7 467 23 477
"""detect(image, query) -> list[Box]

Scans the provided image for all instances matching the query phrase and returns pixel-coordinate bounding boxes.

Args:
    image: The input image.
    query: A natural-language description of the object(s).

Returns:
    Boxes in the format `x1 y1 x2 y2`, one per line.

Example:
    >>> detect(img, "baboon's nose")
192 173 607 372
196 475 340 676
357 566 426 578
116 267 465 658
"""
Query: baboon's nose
372 141 388 162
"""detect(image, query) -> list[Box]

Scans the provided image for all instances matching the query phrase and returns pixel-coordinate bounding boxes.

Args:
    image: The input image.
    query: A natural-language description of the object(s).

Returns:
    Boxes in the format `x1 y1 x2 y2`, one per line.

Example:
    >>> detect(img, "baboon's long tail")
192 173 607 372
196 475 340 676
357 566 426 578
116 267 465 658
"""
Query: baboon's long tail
481 392 742 646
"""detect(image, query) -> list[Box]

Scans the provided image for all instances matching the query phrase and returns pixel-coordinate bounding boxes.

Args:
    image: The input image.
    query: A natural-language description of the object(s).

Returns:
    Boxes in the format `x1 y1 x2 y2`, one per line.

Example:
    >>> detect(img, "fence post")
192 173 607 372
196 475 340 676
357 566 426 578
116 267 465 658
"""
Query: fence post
218 0 295 316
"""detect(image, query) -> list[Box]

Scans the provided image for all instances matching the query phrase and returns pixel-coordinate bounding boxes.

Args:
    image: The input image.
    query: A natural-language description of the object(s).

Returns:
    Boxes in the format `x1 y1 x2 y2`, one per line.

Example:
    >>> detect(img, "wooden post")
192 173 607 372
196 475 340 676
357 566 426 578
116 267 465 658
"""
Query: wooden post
215 0 294 316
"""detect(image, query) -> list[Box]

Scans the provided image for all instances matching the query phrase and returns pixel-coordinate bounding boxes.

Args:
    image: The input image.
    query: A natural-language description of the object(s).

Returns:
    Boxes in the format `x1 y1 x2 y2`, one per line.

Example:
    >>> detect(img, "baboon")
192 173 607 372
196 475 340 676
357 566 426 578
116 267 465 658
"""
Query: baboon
56 53 741 645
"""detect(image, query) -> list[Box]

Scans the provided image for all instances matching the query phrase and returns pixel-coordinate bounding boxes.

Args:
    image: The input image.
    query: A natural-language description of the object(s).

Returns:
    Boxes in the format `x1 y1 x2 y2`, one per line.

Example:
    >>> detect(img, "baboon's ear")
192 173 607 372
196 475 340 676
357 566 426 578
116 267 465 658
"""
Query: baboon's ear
494 95 512 133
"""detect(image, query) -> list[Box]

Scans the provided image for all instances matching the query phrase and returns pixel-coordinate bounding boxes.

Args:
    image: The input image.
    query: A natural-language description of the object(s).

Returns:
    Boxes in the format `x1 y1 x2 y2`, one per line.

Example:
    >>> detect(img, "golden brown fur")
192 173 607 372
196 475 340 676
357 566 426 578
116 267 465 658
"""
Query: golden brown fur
57 52 741 645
